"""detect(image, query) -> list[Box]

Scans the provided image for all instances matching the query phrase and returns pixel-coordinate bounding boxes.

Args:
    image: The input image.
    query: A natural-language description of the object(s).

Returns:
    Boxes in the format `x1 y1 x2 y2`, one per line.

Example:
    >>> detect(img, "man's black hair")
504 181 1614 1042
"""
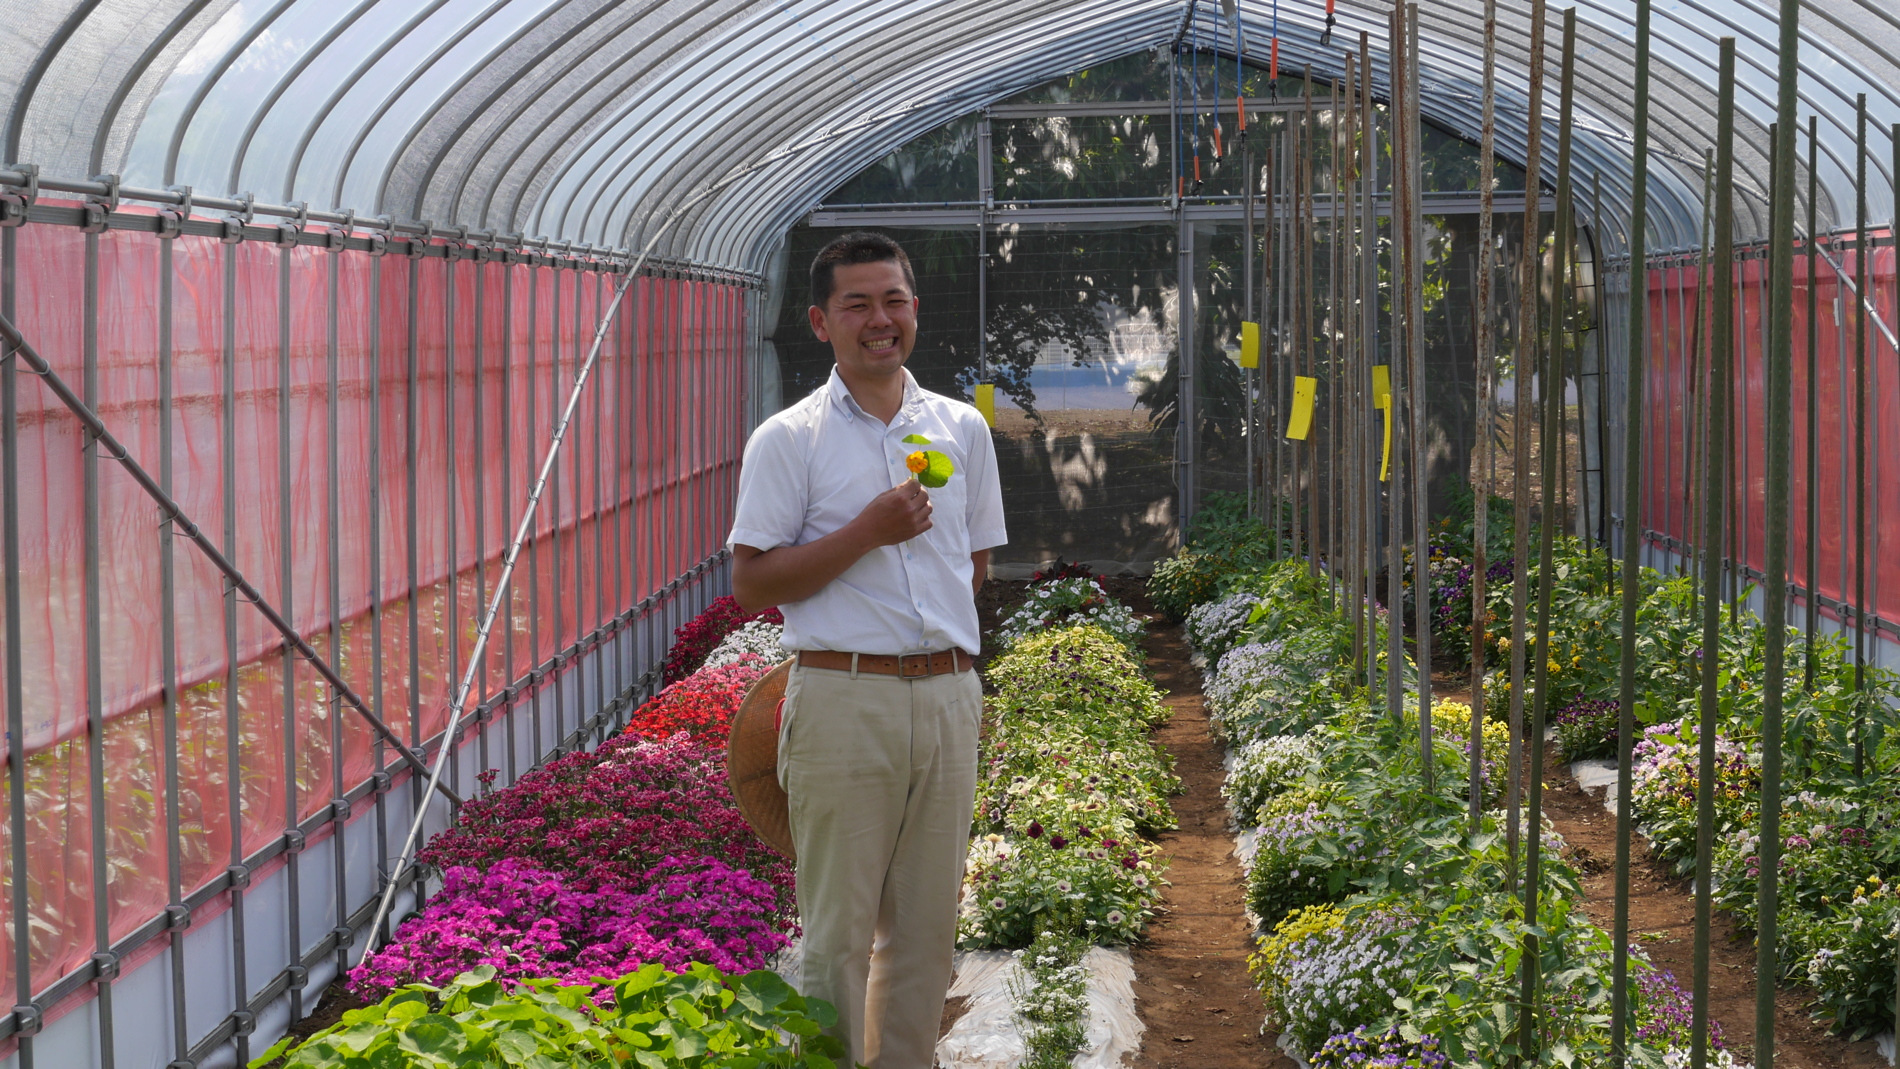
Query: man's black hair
809 231 916 310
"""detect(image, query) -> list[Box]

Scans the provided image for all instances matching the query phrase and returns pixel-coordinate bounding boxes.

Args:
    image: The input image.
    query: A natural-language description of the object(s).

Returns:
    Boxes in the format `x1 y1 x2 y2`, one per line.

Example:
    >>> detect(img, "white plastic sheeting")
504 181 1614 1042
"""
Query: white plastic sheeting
935 948 1145 1069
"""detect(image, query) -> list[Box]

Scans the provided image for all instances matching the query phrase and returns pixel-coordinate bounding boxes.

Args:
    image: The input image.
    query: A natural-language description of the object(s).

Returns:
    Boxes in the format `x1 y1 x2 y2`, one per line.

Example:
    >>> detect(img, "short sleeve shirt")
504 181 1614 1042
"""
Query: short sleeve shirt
727 367 1006 655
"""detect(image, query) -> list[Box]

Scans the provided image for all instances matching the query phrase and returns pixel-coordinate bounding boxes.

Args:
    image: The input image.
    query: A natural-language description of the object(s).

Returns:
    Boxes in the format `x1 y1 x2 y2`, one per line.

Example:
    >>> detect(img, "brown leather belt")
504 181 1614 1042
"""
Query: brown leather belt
795 649 975 677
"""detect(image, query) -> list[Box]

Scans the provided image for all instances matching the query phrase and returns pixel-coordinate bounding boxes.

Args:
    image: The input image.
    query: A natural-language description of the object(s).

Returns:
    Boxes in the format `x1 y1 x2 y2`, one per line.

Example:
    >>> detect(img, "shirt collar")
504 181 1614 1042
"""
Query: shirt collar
826 365 923 423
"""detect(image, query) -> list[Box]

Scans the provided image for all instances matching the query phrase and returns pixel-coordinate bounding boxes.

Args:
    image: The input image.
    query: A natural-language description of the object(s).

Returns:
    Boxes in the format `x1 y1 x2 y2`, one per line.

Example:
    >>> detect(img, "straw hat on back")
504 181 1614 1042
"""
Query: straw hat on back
726 658 795 859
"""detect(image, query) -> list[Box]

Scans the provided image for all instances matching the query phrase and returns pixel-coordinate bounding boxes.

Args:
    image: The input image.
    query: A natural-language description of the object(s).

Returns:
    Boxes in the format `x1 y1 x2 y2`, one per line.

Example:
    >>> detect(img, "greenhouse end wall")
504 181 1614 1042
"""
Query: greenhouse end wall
0 208 753 1067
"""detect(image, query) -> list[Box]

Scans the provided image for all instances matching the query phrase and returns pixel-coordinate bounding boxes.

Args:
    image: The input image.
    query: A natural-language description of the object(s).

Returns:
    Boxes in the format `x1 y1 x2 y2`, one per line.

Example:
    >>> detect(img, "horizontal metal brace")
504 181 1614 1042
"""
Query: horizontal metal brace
811 193 1554 228
988 96 1348 119
0 183 763 288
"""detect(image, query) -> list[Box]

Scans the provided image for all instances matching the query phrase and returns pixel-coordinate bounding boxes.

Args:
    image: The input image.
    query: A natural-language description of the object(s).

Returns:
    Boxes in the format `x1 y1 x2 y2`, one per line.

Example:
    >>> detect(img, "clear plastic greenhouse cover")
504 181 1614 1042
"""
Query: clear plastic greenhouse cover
0 205 747 1004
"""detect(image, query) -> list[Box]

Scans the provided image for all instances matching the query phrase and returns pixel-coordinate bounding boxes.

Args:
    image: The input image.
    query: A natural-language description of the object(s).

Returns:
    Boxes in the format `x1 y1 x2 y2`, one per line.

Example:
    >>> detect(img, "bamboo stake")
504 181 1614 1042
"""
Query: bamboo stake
1470 0 1498 830
1520 13 1577 1056
1404 4 1434 785
1384 7 1408 729
1305 68 1321 578
1507 0 1549 890
1362 29 1381 698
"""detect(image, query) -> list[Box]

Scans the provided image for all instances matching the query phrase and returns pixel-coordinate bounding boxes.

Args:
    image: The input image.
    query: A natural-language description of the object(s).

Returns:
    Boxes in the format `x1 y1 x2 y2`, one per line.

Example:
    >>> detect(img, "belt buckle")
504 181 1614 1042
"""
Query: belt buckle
898 652 932 678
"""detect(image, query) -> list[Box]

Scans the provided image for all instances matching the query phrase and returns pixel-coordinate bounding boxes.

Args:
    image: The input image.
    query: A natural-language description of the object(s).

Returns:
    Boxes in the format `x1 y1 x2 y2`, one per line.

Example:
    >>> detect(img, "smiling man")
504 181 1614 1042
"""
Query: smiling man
727 232 1005 1067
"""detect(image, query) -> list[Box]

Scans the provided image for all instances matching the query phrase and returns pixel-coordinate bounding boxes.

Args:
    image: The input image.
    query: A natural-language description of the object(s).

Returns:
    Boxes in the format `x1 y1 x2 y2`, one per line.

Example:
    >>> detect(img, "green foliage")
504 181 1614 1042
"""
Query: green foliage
1008 930 1091 1069
251 964 847 1069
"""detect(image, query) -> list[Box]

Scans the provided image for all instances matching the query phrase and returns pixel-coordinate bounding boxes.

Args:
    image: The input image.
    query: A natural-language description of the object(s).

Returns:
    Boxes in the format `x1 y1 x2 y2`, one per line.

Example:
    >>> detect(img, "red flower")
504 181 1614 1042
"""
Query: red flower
625 657 775 748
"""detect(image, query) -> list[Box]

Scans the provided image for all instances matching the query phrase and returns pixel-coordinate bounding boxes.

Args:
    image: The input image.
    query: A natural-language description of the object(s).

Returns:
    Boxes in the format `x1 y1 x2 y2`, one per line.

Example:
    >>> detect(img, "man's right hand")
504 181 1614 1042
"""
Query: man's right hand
856 479 934 546
732 481 934 611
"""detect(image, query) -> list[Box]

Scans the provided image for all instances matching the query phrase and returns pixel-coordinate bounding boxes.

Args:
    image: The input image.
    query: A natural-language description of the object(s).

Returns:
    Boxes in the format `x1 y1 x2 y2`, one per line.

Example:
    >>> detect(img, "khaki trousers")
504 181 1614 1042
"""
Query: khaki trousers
777 662 982 1069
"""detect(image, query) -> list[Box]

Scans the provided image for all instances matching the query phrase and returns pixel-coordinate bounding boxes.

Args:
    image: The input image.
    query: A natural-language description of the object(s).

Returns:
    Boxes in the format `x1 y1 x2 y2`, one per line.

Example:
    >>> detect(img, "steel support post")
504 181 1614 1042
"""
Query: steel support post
1852 98 1869 779
279 233 303 1024
2 203 35 1069
1694 41 1737 1069
1617 0 1660 1026
327 231 350 984
83 221 123 1068
222 234 250 1067
1756 0 1802 1055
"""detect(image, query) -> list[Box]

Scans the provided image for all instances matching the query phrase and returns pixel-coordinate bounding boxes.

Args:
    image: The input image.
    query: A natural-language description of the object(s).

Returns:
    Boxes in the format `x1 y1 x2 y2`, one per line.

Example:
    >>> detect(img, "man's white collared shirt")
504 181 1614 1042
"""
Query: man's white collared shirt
727 367 1006 656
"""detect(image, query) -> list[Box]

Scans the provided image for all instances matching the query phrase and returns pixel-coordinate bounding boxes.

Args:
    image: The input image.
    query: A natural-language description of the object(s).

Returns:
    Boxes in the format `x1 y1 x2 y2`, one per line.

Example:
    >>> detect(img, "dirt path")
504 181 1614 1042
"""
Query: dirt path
1128 622 1289 1069
1540 740 1890 1067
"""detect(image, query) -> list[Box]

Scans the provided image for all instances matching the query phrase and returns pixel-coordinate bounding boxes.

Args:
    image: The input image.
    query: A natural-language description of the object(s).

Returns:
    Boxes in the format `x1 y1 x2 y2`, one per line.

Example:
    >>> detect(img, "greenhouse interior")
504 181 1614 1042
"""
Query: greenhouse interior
2 0 1900 1066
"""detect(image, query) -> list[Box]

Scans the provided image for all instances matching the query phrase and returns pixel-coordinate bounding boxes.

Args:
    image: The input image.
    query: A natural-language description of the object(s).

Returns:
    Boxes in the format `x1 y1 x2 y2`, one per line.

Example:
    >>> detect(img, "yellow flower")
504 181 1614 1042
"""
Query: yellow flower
906 451 928 474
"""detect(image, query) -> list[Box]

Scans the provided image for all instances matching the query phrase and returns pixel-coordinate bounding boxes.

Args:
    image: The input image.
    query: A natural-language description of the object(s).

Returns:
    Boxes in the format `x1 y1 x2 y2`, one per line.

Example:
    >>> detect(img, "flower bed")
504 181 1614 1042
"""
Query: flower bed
1165 528 1740 1066
960 621 1174 950
945 584 1177 1068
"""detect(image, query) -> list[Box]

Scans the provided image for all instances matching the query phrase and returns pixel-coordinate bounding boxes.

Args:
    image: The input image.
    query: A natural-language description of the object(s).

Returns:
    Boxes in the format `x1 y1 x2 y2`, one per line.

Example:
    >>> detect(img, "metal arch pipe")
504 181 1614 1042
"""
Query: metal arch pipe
412 0 669 226
333 0 519 214
695 23 1169 264
225 0 385 200
532 0 866 239
88 0 221 178
572 0 1164 247
0 308 461 808
544 0 931 241
604 3 1124 254
159 0 303 187
279 0 463 206
2 0 109 165
494 0 742 235
370 1 645 226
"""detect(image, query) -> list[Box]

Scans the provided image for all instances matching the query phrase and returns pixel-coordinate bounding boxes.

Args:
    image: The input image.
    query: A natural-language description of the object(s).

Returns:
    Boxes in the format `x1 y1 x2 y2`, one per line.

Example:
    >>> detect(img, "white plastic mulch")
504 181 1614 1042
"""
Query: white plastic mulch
934 948 1144 1069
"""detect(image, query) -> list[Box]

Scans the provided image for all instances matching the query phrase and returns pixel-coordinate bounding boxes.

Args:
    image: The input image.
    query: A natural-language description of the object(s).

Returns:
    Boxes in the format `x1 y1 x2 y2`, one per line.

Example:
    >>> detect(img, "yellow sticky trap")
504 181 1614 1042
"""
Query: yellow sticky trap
974 383 996 427
1285 375 1317 441
1239 321 1260 368
1371 365 1392 482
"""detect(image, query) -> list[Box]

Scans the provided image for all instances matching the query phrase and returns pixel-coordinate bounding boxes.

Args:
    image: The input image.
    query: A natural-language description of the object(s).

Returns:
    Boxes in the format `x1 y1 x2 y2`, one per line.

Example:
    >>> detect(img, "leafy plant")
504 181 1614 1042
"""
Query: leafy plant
253 964 847 1069
1008 930 1091 1069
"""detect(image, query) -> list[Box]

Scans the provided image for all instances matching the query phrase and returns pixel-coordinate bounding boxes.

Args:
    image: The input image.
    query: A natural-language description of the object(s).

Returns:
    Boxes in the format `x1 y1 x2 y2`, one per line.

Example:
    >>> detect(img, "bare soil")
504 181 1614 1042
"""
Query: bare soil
1127 621 1289 1069
1538 741 1890 1068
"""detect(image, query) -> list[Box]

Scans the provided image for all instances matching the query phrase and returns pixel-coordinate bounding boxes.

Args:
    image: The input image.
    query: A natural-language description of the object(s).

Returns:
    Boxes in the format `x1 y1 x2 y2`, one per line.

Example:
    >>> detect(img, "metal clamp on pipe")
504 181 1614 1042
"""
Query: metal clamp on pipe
325 209 354 252
365 215 391 257
91 951 119 981
407 220 433 261
0 163 38 228
221 193 254 245
81 173 119 234
275 201 306 249
157 185 192 240
226 863 250 890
